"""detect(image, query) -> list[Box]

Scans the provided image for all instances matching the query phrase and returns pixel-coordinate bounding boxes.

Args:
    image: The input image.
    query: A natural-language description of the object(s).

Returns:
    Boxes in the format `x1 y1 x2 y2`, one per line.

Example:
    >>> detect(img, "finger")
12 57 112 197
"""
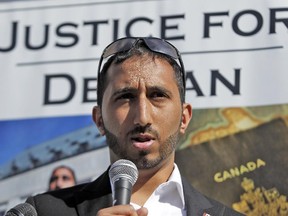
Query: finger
97 204 137 216
136 207 148 216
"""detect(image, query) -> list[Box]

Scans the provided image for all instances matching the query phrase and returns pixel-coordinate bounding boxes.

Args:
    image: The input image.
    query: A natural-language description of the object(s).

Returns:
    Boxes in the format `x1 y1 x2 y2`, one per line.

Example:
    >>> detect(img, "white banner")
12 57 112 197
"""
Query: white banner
1 0 288 120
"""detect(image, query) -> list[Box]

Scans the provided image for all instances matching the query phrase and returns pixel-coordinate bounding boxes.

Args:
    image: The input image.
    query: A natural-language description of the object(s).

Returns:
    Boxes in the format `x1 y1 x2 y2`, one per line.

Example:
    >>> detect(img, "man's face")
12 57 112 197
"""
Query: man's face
49 168 75 191
94 54 192 169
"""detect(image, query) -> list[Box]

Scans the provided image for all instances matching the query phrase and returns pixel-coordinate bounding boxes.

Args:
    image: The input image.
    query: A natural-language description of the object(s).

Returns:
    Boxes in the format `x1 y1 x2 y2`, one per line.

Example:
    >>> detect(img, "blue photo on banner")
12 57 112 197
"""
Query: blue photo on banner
0 115 106 180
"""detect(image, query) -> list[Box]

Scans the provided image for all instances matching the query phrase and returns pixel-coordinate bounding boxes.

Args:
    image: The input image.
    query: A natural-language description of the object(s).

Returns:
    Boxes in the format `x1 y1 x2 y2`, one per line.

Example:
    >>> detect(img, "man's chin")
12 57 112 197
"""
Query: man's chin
133 156 162 170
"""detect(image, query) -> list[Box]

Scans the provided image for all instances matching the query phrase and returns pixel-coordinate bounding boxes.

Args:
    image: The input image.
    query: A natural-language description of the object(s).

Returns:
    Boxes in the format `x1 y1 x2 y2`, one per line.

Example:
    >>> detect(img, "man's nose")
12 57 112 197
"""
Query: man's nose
56 178 63 187
133 96 152 126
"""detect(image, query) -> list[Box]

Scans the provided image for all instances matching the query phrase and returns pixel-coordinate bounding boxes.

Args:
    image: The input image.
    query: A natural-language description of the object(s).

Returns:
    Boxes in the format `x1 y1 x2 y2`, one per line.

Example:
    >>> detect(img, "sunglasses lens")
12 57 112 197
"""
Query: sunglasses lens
103 38 136 58
144 38 178 59
103 38 179 59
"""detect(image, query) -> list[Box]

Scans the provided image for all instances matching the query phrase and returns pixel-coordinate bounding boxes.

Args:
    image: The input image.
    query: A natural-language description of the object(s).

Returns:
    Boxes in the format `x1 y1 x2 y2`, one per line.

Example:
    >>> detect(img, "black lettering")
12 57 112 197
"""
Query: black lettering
55 23 79 48
0 21 17 52
270 8 288 33
83 78 97 103
203 12 229 38
232 10 263 36
83 20 108 45
126 17 153 37
186 71 204 96
44 74 76 104
161 14 185 40
113 19 120 41
25 24 49 50
210 69 241 96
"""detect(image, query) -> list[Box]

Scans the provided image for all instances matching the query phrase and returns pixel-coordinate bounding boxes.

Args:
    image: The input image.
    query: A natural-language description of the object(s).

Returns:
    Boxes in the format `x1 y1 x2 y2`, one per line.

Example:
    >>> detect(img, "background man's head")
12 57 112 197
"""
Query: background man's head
48 165 77 191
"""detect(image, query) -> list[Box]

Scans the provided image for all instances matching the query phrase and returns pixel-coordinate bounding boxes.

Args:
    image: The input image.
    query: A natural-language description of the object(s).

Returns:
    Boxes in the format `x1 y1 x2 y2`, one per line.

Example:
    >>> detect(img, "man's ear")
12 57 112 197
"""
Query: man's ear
92 106 105 135
180 103 193 134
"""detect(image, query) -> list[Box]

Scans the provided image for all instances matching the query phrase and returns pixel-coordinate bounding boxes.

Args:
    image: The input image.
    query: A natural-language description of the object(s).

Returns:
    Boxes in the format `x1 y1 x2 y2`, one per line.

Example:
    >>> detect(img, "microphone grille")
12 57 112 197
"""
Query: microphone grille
109 159 138 186
6 203 37 216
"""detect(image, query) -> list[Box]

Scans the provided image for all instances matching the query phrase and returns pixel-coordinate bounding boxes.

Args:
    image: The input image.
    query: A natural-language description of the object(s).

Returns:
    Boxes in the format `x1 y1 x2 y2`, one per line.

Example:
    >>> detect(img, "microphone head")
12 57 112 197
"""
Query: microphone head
5 203 37 216
109 159 138 186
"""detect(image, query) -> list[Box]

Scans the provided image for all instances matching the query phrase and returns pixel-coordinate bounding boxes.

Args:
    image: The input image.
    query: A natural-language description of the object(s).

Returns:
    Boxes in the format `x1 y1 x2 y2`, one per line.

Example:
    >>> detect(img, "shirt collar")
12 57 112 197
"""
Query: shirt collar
154 163 185 209
167 163 186 208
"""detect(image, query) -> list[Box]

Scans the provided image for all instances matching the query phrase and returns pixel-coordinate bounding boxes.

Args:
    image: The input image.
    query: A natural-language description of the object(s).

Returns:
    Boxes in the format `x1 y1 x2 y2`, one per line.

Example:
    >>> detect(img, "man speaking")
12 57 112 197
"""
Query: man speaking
24 37 244 216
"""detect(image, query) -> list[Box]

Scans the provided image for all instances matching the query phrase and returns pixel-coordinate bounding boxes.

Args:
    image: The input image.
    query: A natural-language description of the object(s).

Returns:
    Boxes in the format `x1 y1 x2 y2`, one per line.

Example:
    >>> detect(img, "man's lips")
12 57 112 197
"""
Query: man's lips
131 134 155 150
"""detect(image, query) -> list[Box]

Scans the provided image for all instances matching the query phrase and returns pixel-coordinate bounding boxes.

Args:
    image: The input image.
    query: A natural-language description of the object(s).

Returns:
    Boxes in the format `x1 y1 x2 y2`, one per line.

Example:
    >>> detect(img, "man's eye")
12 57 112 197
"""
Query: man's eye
150 92 166 98
49 177 58 183
116 93 134 100
62 176 71 181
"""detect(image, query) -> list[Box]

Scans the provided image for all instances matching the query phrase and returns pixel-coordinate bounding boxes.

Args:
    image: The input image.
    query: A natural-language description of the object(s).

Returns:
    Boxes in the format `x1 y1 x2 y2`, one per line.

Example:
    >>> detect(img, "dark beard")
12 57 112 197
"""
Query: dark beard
104 125 180 170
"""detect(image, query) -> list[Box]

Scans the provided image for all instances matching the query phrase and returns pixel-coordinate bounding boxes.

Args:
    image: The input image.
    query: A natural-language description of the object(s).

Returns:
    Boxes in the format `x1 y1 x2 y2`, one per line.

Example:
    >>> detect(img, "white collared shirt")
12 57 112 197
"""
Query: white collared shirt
131 164 187 216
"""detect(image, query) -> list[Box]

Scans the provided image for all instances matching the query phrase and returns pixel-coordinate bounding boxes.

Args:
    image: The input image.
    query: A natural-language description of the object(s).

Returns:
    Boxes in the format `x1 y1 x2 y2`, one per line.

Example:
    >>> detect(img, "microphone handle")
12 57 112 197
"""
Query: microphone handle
113 178 133 205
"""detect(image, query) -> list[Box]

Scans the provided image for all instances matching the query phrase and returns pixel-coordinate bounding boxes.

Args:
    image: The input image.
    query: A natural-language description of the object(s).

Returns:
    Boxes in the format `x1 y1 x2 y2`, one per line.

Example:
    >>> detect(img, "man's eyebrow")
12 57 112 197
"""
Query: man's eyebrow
112 87 137 97
148 86 172 95
112 85 173 97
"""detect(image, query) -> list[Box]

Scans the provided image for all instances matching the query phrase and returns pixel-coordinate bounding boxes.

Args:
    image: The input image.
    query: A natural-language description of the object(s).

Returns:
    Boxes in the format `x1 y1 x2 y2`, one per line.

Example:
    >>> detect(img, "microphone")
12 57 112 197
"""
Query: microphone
5 203 37 216
109 159 138 205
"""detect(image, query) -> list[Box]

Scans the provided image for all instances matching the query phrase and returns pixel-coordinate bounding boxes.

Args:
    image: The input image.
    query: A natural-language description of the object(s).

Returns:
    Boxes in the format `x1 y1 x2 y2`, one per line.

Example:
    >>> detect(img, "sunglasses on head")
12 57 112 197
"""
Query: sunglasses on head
97 37 186 89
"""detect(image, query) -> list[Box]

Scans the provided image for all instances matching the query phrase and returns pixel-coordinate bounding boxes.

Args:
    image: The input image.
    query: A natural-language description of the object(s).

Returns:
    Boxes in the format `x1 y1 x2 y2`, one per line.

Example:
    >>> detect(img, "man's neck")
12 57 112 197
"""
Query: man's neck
131 157 175 206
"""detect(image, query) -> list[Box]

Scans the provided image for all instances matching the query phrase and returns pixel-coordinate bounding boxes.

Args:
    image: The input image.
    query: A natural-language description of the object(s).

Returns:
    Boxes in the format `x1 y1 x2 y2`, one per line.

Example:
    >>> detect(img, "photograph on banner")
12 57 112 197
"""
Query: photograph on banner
0 116 105 180
0 116 110 215
176 104 288 215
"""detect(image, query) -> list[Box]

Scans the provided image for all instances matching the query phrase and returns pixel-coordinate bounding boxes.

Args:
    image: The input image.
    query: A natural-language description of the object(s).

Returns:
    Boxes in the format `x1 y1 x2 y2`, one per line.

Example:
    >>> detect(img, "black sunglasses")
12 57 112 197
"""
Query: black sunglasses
97 37 186 89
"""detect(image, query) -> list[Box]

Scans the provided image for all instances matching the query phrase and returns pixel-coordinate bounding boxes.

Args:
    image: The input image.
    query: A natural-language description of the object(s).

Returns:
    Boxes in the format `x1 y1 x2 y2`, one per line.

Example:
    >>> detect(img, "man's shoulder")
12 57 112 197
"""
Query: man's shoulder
182 177 245 216
25 183 88 216
25 171 110 215
26 170 112 213
27 182 88 206
204 195 245 216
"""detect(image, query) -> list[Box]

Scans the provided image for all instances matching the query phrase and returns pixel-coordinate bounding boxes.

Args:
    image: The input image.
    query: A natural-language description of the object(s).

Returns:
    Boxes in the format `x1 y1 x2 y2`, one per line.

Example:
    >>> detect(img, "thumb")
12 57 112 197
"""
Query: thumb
136 206 148 216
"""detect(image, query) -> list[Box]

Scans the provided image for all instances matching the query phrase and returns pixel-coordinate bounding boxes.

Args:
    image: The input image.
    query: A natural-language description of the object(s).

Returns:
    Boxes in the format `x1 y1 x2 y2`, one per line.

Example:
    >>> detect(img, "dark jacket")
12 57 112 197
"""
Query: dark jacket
26 169 244 216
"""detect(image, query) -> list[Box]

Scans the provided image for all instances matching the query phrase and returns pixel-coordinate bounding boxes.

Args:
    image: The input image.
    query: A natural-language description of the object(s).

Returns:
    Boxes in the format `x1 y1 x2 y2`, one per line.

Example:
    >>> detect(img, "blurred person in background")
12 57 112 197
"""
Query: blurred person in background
48 165 77 191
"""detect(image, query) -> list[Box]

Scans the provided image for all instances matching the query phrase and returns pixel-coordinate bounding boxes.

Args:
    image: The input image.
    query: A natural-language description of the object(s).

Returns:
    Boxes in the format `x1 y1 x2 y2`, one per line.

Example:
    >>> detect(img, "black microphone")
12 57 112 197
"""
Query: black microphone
109 159 138 205
5 203 37 216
